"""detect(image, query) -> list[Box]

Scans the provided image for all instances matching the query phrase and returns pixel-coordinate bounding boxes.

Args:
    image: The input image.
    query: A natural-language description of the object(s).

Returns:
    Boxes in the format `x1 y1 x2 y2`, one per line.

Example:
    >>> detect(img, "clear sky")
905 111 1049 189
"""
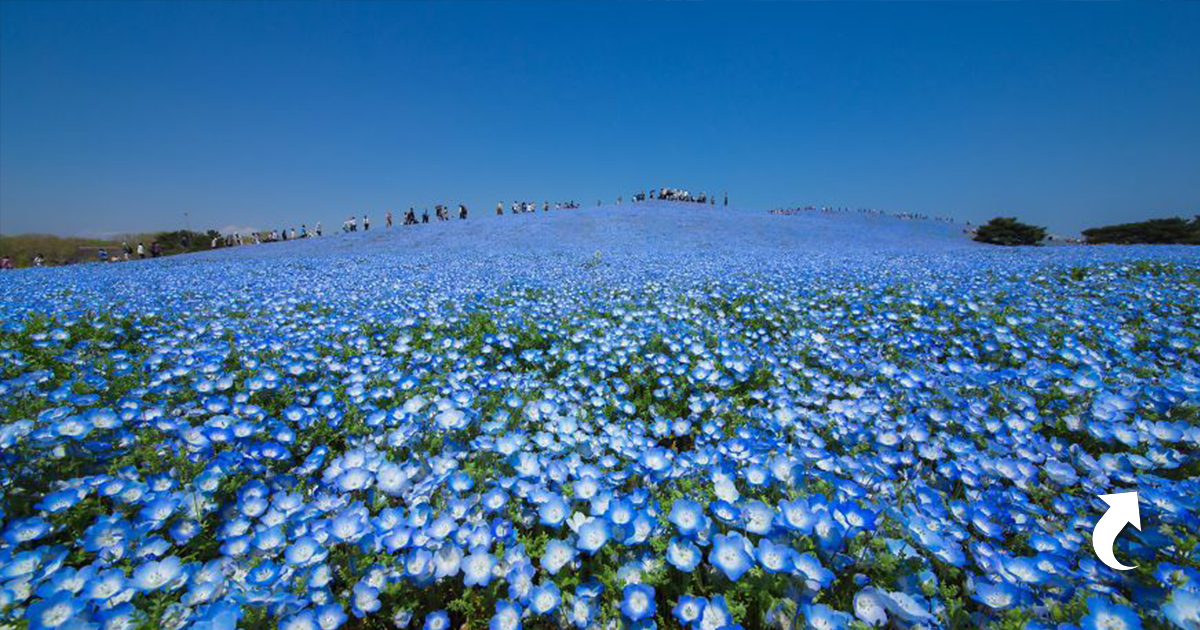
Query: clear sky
1 1 1198 237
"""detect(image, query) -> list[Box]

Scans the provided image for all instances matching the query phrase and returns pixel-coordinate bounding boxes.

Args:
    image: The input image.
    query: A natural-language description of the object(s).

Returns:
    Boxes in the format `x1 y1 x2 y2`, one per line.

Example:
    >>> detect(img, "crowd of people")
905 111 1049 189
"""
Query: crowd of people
631 188 726 205
214 201 542 250
496 201 581 215
770 204 959 224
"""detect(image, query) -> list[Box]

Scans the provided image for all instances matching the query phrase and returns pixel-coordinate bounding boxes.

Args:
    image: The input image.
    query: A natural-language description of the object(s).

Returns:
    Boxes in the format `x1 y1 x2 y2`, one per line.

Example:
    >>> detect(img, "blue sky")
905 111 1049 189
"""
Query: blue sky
1 1 1198 237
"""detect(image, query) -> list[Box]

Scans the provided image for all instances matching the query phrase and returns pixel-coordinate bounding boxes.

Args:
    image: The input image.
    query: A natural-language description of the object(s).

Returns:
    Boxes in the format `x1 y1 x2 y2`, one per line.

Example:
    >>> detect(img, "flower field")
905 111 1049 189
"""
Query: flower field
1 205 1198 630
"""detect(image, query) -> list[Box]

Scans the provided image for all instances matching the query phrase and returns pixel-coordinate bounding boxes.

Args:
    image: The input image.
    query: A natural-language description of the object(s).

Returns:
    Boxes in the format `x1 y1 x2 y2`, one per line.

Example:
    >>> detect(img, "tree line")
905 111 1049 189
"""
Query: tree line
0 229 220 268
973 215 1200 246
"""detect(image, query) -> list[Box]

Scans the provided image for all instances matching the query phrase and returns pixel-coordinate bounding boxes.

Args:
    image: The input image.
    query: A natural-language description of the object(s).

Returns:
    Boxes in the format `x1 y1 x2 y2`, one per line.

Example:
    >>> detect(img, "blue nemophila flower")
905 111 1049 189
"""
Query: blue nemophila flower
853 588 890 627
669 499 707 538
188 600 241 630
972 581 1021 610
793 552 835 589
405 549 435 582
608 497 635 528
699 595 734 629
1079 596 1142 630
505 560 535 602
423 610 450 630
482 488 508 512
4 516 52 546
540 538 576 575
673 595 707 626
741 500 775 535
285 535 326 566
567 596 597 628
131 555 183 592
351 581 381 617
316 603 348 629
1163 587 1200 629
330 506 370 543
621 584 656 621
881 590 934 624
35 563 93 599
666 537 702 572
489 600 522 630
462 550 497 587
1000 556 1050 586
83 568 128 602
529 581 562 615
780 498 818 534
433 544 463 578
803 602 852 629
280 610 319 630
755 538 793 573
710 532 754 581
25 591 85 630
538 494 569 528
710 500 741 525
575 517 610 555
246 560 282 588
37 487 87 514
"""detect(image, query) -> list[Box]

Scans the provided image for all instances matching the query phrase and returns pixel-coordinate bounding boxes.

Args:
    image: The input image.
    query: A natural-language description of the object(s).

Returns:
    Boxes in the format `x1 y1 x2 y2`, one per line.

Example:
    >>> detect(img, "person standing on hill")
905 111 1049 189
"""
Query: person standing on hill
315 221 322 236
137 242 146 259
386 211 393 228
363 215 371 231
459 204 468 220
422 209 430 223
121 242 132 261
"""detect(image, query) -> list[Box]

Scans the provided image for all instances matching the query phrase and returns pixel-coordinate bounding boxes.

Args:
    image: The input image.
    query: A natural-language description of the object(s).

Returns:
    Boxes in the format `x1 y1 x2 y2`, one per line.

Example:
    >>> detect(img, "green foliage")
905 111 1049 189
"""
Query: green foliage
973 217 1047 246
1082 216 1200 245
0 233 115 267
154 229 221 254
0 228 220 267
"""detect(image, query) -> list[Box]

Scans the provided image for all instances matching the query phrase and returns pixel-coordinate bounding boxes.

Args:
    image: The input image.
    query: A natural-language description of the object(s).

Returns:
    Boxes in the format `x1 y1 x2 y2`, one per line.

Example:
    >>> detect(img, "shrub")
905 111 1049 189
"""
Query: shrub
973 217 1047 246
1081 216 1200 245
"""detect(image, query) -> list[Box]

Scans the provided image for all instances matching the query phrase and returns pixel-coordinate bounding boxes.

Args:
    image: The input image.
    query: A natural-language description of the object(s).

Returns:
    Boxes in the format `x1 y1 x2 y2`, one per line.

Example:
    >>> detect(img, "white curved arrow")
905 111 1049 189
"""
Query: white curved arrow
1092 492 1141 571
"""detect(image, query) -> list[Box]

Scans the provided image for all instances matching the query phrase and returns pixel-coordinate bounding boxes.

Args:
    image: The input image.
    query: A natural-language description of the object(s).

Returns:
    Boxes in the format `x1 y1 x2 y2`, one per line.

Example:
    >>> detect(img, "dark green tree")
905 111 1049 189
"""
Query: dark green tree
152 230 213 254
973 217 1047 246
1081 216 1200 245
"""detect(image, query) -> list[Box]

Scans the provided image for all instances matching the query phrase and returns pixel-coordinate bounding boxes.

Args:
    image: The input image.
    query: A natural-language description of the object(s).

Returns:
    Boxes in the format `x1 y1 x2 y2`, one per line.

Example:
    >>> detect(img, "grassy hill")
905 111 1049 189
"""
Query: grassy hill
0 234 118 267
1 229 218 267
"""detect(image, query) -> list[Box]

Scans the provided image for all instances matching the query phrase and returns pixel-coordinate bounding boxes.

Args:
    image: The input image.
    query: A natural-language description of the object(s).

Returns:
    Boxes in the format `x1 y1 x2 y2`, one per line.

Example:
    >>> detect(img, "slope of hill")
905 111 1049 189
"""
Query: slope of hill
192 201 979 261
